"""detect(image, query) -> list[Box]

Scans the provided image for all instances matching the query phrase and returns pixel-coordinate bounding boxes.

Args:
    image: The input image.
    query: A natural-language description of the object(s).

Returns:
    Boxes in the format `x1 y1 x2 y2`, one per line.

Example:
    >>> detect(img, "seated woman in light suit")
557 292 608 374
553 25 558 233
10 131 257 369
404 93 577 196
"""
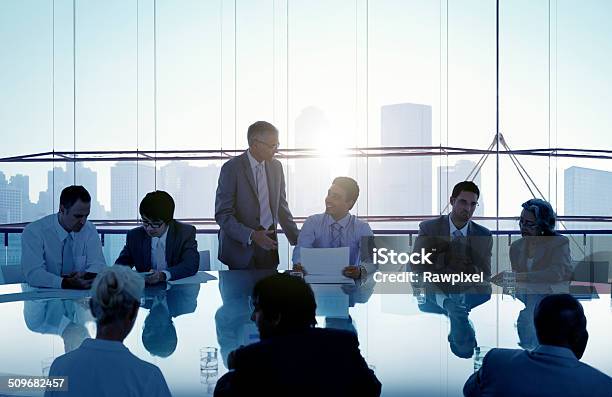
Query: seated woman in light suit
45 266 171 397
504 198 573 283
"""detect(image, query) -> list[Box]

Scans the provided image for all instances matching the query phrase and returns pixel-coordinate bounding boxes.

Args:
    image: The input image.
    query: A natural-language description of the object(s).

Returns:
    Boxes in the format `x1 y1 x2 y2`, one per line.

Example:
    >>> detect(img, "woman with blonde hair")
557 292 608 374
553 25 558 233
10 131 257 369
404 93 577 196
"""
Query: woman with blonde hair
45 266 172 397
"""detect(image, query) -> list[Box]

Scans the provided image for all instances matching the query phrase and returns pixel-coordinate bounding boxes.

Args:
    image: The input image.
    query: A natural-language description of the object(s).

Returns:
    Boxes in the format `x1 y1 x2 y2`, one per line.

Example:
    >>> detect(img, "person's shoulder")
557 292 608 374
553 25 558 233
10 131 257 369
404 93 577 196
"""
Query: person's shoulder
24 214 53 233
304 328 360 349
48 346 88 373
419 215 445 231
121 347 165 374
470 220 492 236
126 225 146 238
509 237 524 251
353 215 371 230
82 220 99 234
221 152 247 171
172 220 196 234
550 233 569 246
304 213 326 224
575 360 612 383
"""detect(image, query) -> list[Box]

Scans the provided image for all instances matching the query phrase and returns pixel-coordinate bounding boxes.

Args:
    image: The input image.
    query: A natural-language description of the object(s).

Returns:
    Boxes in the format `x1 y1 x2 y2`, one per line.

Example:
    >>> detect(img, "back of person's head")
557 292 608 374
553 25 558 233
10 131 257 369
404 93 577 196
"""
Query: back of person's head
60 185 91 209
90 266 144 327
534 294 588 359
521 198 556 235
332 176 360 209
252 273 316 336
142 301 178 358
247 121 278 145
139 190 175 222
451 181 480 199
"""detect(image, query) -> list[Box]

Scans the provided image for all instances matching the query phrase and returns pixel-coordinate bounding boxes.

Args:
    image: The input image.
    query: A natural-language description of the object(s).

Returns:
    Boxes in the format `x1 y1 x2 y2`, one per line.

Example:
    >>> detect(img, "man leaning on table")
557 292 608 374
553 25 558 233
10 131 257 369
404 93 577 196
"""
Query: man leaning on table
21 185 106 289
215 121 299 269
115 190 199 285
293 177 373 279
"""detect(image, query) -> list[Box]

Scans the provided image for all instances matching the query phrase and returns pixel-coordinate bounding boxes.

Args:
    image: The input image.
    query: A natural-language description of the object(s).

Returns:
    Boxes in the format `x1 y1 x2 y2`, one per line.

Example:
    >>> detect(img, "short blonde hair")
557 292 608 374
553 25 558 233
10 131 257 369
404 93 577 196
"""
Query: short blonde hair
91 266 144 325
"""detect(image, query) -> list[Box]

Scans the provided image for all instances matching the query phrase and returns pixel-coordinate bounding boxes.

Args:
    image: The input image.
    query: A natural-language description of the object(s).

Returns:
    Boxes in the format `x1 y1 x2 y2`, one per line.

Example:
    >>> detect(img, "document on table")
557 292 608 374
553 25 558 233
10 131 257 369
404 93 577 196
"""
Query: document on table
167 271 217 285
301 247 353 284
311 285 350 318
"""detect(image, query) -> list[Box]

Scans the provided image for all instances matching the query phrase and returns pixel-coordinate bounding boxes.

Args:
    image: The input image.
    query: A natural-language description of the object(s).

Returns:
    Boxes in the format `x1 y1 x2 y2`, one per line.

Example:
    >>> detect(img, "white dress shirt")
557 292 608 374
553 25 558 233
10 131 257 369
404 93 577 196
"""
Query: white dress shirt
21 213 107 289
247 149 274 229
45 338 172 397
436 217 471 308
449 218 470 238
151 228 172 281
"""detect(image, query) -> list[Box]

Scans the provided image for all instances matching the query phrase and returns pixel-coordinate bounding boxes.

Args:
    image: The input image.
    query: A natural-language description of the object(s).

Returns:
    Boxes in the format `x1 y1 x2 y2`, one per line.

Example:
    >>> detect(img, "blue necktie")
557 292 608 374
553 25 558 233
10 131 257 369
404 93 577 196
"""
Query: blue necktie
330 223 343 248
62 234 75 275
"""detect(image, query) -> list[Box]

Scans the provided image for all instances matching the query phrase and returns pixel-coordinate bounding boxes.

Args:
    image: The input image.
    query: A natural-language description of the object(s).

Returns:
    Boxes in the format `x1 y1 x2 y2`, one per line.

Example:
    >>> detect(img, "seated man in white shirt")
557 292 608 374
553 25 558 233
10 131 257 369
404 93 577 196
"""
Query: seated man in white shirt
293 177 373 279
21 185 106 289
464 293 612 397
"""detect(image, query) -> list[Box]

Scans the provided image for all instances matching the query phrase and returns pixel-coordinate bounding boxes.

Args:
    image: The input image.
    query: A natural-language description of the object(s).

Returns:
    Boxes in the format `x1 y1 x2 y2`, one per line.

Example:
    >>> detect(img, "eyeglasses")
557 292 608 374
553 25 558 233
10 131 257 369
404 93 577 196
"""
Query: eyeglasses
455 199 479 208
140 218 165 228
518 219 538 228
254 139 280 150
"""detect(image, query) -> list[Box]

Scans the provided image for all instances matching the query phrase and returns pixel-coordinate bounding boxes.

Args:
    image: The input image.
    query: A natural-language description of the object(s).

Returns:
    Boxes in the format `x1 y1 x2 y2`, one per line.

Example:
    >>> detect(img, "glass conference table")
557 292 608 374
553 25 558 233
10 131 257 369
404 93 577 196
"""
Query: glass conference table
0 270 610 397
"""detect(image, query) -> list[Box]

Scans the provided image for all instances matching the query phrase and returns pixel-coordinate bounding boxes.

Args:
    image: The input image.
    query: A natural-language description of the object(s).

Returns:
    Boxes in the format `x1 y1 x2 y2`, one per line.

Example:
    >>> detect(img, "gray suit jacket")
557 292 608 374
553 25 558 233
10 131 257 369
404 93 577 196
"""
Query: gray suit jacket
510 233 573 283
215 151 299 269
413 215 493 279
464 345 612 397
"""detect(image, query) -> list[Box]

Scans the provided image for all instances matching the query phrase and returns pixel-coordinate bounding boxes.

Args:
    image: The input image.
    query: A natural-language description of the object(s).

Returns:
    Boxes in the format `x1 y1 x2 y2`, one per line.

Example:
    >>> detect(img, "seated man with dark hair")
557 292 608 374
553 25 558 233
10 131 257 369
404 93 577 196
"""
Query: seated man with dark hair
293 176 373 279
115 190 199 285
22 185 106 289
464 294 612 397
214 273 381 397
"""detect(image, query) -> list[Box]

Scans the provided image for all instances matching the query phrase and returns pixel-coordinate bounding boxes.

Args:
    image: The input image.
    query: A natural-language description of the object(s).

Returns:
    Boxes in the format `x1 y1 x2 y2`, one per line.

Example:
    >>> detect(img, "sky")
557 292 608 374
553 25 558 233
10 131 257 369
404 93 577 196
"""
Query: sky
0 0 611 217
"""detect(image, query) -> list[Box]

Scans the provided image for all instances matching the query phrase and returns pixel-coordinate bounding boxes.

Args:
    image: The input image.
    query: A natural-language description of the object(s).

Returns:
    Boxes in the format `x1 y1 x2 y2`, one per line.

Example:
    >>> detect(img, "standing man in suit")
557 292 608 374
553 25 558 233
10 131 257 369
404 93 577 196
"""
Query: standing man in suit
413 181 492 358
115 191 199 285
215 121 299 269
464 294 612 397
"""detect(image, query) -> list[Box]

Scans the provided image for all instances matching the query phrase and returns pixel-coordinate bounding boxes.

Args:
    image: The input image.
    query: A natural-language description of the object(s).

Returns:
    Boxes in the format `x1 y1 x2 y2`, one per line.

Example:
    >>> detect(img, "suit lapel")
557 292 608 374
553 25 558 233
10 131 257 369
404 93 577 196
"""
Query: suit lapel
142 232 152 271
440 215 451 240
265 160 278 220
165 221 175 266
241 152 259 200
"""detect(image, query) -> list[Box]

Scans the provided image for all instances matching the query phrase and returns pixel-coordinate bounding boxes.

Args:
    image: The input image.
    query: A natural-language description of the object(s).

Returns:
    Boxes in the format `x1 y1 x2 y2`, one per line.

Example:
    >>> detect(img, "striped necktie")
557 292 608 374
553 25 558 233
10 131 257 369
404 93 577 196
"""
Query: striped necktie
330 222 343 248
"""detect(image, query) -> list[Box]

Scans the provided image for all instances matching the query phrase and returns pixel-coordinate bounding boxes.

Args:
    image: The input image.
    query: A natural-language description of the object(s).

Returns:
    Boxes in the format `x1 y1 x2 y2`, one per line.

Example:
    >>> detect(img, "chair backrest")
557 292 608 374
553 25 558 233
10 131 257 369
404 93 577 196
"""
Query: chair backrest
0 265 25 284
571 260 609 283
199 250 211 271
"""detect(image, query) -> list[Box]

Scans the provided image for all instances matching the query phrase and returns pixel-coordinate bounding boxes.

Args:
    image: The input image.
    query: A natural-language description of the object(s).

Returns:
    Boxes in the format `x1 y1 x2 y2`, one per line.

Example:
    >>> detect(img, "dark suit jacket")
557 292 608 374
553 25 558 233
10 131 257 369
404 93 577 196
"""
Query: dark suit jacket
114 220 199 281
214 328 381 397
464 345 612 397
413 215 493 278
215 151 299 269
509 233 572 282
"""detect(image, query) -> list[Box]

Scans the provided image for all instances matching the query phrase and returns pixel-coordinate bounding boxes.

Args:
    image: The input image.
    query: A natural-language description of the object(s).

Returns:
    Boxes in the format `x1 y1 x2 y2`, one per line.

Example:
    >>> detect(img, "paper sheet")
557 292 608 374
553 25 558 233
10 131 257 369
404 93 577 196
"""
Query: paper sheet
311 284 350 318
167 271 217 285
301 247 353 284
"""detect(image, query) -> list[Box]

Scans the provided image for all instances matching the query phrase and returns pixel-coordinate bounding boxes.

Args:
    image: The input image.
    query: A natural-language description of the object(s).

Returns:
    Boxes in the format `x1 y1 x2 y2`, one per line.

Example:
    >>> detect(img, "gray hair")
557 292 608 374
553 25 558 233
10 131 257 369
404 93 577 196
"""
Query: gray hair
90 266 144 325
521 198 556 235
247 121 278 146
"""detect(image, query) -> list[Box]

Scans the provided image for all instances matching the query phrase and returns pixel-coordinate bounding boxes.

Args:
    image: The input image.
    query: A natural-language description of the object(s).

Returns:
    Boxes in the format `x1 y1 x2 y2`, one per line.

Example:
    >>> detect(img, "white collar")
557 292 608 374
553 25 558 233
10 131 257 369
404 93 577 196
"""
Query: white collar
54 213 72 242
247 149 264 169
328 212 351 228
449 216 469 237
153 227 169 244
